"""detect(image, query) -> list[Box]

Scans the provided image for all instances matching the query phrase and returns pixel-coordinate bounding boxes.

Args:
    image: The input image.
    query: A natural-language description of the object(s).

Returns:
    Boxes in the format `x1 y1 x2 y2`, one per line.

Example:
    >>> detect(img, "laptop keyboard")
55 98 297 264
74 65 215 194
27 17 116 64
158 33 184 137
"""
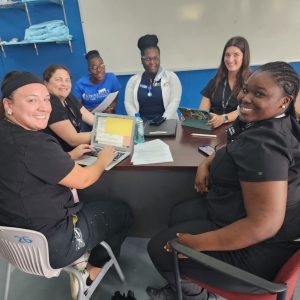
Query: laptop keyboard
113 152 124 161
90 149 125 161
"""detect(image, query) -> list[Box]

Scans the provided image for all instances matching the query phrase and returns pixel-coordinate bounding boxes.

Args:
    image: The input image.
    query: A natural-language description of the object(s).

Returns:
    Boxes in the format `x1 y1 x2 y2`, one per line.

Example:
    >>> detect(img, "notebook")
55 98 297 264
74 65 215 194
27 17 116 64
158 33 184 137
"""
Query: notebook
179 107 212 131
76 113 135 170
144 119 177 137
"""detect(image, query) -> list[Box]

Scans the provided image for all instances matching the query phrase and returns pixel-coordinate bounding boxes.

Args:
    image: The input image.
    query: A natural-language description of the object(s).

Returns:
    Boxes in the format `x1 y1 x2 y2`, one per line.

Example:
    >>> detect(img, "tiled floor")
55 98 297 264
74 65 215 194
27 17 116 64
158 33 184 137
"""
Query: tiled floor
0 237 300 300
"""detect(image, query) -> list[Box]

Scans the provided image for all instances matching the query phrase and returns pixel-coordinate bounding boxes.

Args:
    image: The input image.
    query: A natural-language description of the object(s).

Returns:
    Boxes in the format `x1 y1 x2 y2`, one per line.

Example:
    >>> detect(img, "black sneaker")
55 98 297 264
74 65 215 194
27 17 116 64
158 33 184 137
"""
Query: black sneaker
146 285 176 300
111 291 126 300
126 290 137 300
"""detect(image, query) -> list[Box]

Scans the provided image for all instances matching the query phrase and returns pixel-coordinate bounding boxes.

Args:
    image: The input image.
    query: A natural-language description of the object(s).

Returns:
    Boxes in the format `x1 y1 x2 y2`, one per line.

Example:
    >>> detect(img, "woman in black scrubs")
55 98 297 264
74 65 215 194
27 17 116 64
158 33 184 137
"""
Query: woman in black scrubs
0 72 132 300
200 36 251 128
147 62 300 300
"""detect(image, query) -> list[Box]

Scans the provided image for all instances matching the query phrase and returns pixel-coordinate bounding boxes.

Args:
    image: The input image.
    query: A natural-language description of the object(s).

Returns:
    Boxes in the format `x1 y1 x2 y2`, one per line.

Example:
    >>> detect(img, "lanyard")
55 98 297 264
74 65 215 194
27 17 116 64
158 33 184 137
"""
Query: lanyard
64 100 80 128
222 79 233 114
147 78 153 97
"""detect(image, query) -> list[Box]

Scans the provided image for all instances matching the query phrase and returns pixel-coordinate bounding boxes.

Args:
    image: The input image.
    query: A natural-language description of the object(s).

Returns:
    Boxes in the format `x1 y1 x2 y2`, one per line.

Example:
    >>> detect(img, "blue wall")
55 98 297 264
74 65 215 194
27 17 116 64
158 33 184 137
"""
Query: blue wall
0 0 86 81
1 0 300 115
115 62 300 115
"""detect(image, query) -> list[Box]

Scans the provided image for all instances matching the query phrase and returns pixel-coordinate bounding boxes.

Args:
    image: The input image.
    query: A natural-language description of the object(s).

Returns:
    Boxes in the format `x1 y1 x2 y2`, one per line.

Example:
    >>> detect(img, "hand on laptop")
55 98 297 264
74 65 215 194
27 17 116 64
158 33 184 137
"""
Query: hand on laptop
98 145 116 168
68 144 94 160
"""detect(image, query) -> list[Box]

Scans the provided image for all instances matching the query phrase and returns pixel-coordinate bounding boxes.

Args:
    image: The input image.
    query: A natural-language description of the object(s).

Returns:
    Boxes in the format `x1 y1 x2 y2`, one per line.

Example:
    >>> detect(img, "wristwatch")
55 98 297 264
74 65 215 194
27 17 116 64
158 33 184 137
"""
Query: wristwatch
223 114 229 123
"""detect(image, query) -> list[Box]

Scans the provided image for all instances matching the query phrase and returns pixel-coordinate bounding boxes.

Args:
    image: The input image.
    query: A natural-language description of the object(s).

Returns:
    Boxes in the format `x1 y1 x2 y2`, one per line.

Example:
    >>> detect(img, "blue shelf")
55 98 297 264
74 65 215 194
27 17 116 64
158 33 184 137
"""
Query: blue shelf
3 38 71 45
0 0 72 56
0 0 62 9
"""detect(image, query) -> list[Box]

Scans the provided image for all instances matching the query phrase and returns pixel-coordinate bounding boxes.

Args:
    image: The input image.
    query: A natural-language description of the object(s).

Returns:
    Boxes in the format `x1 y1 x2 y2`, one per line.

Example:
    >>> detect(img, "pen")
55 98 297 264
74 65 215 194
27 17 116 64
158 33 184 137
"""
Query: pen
149 131 168 134
191 133 217 138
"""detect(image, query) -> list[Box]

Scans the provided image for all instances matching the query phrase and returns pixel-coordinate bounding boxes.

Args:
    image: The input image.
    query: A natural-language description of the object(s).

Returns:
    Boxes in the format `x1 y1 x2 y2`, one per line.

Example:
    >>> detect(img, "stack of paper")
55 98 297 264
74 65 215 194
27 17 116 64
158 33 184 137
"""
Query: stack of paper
131 139 173 165
92 91 119 113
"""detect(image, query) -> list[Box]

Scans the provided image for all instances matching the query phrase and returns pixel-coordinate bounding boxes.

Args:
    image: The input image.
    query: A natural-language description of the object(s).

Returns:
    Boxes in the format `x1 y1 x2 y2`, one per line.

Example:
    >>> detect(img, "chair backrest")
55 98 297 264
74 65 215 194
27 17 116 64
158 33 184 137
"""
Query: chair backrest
273 249 300 299
0 226 61 278
186 249 300 300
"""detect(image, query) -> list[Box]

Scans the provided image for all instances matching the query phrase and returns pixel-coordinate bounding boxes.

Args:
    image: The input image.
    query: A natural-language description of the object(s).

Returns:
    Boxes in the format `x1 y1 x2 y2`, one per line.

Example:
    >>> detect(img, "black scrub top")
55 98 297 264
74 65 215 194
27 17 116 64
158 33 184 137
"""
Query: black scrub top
44 94 82 152
0 120 82 238
201 78 238 114
206 116 300 242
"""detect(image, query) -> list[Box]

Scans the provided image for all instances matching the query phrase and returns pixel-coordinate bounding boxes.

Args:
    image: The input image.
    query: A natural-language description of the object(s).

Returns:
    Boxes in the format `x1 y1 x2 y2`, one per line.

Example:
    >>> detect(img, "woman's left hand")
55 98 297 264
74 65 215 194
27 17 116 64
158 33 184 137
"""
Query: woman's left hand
164 233 196 258
208 113 224 128
68 144 94 160
176 232 197 249
103 99 117 113
103 106 114 113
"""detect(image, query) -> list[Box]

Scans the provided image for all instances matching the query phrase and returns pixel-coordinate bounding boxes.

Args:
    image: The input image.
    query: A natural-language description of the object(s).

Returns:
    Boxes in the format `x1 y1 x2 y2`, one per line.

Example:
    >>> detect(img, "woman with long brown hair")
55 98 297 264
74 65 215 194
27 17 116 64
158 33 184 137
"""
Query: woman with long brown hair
200 36 251 128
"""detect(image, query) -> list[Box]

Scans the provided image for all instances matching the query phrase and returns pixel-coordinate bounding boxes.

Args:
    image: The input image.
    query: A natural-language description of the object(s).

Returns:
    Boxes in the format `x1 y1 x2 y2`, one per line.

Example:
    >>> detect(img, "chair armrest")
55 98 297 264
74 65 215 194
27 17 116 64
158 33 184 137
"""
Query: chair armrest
170 239 287 294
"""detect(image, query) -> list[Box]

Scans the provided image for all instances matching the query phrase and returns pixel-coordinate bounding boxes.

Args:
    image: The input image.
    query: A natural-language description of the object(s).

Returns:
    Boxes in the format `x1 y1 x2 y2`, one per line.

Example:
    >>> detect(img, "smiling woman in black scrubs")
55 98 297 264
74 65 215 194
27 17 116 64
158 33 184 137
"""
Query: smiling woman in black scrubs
200 36 251 128
0 72 132 300
147 62 300 300
43 64 95 152
125 34 182 121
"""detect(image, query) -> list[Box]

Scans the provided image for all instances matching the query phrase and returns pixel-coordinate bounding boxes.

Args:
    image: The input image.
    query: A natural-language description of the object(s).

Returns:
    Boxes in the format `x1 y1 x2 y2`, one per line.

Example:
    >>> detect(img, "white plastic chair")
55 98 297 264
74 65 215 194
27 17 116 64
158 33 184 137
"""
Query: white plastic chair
0 225 125 300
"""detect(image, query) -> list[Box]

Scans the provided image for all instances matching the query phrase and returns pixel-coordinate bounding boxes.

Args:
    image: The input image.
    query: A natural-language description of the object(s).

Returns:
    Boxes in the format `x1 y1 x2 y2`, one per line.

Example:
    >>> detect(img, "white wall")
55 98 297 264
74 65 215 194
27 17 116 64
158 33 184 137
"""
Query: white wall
78 0 300 74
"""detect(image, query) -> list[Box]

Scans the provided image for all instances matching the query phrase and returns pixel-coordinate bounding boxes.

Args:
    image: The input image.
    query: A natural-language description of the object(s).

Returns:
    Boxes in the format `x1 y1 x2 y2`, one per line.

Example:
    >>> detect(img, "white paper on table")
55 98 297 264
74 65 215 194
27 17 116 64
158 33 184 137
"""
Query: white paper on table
131 139 173 165
91 91 119 113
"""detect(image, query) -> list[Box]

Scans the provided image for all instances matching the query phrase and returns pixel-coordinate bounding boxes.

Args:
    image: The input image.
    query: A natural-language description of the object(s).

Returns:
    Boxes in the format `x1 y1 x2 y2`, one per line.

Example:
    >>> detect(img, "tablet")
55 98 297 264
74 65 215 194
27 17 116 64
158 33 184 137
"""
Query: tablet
144 119 177 137
179 107 212 131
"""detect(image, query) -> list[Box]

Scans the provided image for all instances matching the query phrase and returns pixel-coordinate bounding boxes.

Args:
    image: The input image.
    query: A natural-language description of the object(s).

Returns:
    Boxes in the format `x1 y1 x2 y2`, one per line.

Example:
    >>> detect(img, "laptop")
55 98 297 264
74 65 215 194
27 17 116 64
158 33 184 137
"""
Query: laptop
179 107 212 131
76 113 135 170
144 119 177 137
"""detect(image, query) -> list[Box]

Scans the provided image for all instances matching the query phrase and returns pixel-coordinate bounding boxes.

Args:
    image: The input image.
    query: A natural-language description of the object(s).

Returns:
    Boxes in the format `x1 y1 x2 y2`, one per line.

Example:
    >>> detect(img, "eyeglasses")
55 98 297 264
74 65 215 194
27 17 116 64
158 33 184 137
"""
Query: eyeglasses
89 64 106 73
142 56 160 63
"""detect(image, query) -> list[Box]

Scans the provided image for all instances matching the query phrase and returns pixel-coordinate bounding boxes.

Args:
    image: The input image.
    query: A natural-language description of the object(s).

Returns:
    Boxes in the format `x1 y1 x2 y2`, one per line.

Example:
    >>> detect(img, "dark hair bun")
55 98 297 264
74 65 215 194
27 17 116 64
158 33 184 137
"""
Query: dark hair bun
137 34 159 51
85 50 100 61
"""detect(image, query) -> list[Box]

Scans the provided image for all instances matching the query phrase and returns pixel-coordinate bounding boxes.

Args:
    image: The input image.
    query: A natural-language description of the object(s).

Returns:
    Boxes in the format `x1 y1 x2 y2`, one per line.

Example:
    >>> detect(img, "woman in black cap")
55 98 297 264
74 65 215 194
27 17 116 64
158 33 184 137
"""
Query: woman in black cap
125 34 182 121
0 71 132 299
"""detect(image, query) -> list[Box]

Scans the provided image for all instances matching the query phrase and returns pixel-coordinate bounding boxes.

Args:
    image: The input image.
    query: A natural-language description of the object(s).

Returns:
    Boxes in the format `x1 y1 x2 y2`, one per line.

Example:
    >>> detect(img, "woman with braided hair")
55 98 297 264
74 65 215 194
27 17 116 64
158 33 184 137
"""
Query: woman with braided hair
293 91 300 121
147 62 300 300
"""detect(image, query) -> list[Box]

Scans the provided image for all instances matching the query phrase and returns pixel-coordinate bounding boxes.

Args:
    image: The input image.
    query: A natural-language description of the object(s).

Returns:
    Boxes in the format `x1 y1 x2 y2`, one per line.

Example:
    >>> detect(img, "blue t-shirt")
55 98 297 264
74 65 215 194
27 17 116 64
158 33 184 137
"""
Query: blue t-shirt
137 72 164 120
73 72 121 110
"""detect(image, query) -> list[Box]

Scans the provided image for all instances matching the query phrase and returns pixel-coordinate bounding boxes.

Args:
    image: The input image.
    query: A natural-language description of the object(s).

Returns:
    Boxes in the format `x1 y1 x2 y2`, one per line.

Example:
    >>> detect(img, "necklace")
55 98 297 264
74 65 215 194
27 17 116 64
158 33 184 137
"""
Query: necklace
222 79 233 114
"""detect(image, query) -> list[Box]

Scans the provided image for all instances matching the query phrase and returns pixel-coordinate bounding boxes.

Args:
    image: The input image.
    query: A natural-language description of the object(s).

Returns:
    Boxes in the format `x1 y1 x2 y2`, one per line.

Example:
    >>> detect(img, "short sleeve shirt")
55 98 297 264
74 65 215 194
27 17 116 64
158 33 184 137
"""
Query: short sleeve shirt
207 116 300 242
201 78 238 114
73 73 121 110
137 72 164 120
44 94 82 152
0 120 82 238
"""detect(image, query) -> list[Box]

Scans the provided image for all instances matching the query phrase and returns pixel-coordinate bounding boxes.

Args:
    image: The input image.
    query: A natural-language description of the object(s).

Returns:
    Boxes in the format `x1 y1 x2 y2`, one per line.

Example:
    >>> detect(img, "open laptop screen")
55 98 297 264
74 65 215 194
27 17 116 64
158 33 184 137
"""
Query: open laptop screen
92 113 135 149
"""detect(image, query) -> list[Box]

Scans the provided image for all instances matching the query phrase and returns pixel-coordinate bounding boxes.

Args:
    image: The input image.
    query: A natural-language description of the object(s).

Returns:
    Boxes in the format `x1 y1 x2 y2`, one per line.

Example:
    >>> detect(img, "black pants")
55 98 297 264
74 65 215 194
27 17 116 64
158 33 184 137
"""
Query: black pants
49 199 132 269
148 197 300 294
